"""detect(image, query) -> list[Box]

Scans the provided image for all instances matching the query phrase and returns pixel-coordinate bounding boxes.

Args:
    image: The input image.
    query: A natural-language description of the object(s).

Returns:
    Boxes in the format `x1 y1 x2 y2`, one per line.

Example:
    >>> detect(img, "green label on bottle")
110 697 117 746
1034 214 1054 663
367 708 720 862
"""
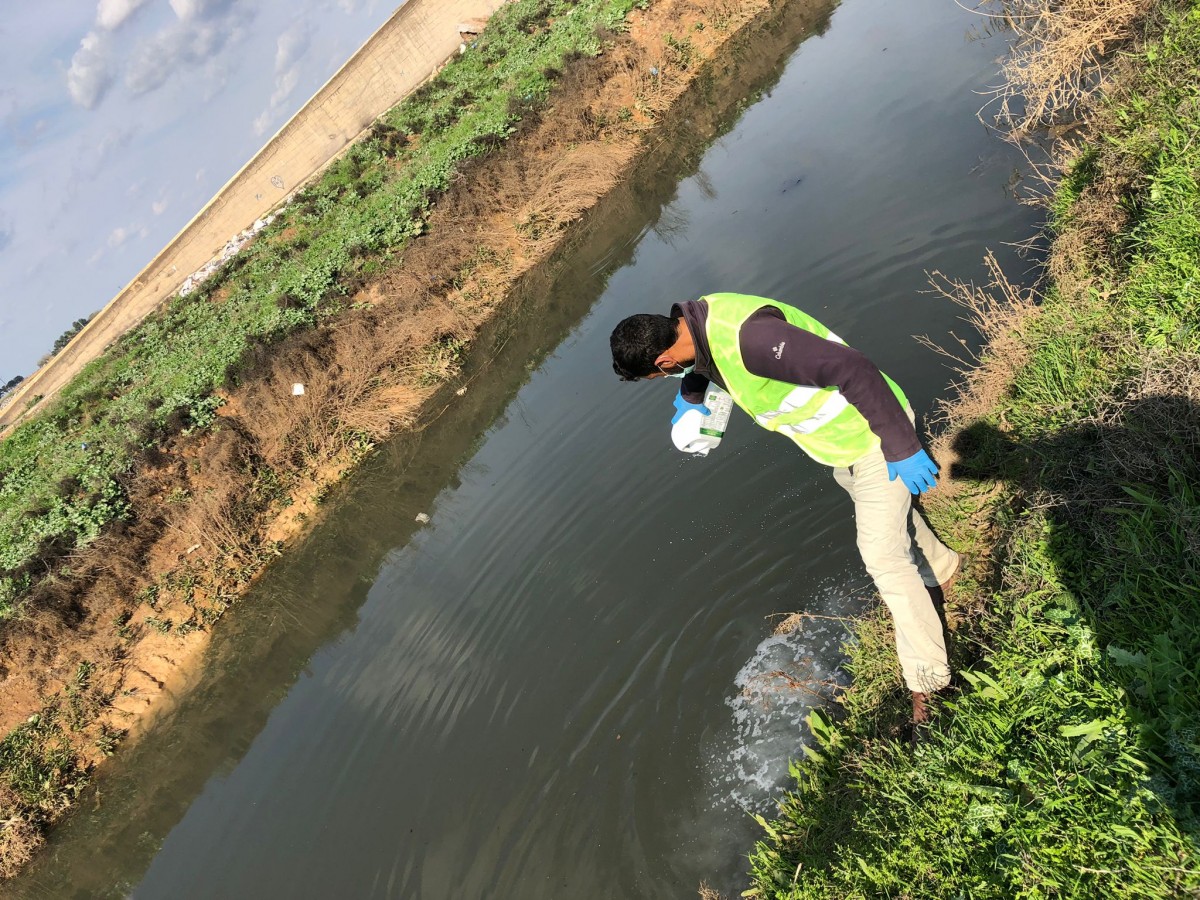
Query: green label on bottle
700 428 724 438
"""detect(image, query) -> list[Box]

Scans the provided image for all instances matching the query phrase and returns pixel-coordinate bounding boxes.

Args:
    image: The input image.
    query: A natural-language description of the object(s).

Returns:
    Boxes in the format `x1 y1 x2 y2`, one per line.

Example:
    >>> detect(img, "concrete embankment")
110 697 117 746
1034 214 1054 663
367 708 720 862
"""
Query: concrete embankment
0 0 502 436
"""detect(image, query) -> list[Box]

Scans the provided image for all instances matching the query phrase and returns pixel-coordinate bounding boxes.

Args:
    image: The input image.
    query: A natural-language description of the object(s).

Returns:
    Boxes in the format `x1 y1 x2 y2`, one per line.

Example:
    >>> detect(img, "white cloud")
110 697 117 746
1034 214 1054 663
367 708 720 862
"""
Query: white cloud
253 21 312 136
169 0 234 21
107 225 130 248
275 20 311 72
270 65 301 109
96 0 151 31
252 110 272 137
200 58 232 101
169 0 204 19
66 31 112 109
336 0 382 12
126 20 219 94
123 1 246 97
95 127 134 160
152 197 169 215
105 222 147 249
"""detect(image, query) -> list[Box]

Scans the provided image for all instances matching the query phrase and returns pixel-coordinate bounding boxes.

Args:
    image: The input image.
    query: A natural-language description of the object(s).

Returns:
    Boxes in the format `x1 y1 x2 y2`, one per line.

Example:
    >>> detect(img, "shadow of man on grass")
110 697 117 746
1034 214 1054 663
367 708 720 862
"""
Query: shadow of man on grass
756 392 1200 891
947 391 1200 836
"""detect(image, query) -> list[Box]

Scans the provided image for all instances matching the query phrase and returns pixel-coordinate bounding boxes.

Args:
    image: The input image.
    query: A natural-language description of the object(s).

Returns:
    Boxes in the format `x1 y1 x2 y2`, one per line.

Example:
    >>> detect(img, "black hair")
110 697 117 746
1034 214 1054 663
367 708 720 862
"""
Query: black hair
609 314 677 380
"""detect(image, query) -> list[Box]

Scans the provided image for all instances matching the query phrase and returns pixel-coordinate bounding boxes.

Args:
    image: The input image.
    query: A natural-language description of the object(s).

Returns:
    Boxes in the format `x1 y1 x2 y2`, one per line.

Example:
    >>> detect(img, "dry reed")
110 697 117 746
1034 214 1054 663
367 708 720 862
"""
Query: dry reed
921 251 1040 433
977 0 1155 138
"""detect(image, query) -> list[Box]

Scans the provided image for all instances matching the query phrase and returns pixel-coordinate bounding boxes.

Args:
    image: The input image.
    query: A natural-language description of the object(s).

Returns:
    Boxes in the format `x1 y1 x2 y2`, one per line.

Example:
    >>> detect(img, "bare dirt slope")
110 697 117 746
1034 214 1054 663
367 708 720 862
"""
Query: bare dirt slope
0 0 504 436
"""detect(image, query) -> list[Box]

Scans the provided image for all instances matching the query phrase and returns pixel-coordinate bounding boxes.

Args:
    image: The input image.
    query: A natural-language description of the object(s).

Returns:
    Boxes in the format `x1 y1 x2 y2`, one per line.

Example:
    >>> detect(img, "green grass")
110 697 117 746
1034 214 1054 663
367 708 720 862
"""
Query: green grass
0 0 639 616
748 6 1200 898
0 663 108 824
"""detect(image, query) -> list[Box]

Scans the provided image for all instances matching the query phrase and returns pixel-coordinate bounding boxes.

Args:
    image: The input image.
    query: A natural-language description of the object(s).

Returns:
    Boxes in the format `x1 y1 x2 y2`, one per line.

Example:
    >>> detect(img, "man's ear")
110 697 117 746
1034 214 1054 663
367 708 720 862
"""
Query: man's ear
654 352 674 371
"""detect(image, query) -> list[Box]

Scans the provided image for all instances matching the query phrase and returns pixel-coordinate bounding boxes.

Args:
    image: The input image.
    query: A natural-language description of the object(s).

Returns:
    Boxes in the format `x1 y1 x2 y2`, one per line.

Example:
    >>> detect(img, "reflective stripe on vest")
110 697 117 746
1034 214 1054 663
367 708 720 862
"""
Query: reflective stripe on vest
701 293 908 467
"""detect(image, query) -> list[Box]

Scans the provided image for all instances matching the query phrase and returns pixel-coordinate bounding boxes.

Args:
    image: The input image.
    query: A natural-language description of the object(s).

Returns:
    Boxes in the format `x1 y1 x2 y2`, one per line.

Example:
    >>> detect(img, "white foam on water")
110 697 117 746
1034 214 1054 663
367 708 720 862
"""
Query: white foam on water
710 582 861 816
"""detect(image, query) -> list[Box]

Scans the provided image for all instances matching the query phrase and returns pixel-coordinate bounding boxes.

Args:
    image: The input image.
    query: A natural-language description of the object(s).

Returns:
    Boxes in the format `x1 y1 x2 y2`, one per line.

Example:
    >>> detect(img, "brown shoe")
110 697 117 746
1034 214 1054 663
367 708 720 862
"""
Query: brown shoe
911 691 932 724
912 696 940 729
940 553 964 593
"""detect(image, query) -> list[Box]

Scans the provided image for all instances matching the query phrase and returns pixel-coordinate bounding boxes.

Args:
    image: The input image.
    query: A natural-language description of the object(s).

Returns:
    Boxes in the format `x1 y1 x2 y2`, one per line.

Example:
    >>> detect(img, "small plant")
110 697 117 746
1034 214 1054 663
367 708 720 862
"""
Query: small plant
64 661 96 732
137 582 160 611
349 433 376 461
419 335 468 386
162 566 198 598
175 618 201 637
113 610 134 640
663 33 694 69
94 724 124 757
165 486 191 505
144 616 173 635
0 706 78 808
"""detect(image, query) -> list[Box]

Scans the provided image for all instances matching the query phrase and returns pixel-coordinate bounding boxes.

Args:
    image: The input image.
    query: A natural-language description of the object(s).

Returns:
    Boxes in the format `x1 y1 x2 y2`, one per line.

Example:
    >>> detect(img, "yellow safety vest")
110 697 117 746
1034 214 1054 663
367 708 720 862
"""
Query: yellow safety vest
703 293 907 467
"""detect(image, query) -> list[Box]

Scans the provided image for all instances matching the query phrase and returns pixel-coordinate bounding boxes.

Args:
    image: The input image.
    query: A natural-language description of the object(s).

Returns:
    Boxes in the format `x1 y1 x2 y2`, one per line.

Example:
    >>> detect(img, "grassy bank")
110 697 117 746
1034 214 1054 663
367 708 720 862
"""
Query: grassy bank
747 2 1200 897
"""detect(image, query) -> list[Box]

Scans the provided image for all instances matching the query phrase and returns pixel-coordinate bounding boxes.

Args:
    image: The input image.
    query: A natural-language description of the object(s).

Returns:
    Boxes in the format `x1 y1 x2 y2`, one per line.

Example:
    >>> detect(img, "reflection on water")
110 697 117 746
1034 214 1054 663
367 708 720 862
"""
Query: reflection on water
10 0 1043 897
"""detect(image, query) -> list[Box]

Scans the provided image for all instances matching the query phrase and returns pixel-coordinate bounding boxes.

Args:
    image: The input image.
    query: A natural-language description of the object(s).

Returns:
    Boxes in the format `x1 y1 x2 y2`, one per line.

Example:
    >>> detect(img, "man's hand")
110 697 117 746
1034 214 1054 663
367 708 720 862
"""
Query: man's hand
672 392 710 425
887 449 938 494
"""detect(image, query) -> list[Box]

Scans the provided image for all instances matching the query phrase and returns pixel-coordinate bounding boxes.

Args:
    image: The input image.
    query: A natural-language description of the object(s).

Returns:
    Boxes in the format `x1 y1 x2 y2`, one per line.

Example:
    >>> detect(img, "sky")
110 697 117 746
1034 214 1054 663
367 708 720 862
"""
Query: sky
0 0 401 381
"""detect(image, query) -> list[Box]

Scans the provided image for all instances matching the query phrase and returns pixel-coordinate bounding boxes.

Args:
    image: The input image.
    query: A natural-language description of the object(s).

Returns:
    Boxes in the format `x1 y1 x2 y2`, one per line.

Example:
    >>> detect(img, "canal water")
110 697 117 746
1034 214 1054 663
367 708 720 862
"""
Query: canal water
9 0 1040 897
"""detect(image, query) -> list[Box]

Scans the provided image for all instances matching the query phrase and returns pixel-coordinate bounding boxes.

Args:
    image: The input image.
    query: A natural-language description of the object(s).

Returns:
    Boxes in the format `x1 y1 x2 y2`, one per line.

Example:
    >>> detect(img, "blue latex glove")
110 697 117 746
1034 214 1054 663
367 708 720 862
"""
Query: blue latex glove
887 448 939 495
671 392 710 425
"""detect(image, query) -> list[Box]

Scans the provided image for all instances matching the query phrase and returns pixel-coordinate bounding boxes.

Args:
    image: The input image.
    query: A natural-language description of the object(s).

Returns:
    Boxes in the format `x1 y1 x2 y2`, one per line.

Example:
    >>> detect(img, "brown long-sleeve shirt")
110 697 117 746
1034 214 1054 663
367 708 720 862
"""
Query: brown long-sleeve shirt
670 299 921 463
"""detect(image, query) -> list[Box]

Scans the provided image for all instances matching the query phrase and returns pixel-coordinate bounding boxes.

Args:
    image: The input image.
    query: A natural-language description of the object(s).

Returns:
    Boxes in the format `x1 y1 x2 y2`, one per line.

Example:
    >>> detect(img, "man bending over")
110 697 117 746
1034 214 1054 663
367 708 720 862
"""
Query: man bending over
609 293 960 724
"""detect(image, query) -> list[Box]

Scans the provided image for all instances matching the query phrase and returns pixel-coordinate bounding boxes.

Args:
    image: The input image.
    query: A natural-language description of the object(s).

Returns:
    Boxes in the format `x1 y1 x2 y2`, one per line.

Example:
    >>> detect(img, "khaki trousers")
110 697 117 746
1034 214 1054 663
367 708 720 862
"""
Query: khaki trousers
832 426 959 693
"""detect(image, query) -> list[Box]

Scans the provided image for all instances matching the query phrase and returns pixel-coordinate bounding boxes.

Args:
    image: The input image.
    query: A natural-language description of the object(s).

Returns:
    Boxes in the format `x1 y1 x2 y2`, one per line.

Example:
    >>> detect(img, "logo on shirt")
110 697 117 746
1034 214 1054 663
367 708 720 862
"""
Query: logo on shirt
772 341 786 360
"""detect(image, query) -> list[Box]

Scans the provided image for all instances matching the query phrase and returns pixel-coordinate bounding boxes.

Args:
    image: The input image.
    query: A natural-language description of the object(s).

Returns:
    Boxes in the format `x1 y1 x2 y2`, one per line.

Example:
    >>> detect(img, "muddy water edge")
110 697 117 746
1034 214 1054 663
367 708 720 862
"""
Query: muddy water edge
7 1 1039 897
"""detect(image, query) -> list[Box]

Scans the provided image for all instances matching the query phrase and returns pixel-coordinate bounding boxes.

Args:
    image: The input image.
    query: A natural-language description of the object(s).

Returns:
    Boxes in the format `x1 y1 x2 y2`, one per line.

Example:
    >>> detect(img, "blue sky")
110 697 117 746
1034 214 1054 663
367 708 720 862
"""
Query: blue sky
0 0 400 380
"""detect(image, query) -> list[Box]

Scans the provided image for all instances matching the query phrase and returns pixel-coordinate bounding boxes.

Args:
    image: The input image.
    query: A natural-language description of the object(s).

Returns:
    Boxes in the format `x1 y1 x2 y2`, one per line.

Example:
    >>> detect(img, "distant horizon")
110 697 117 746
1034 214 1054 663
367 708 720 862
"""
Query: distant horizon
0 0 398 383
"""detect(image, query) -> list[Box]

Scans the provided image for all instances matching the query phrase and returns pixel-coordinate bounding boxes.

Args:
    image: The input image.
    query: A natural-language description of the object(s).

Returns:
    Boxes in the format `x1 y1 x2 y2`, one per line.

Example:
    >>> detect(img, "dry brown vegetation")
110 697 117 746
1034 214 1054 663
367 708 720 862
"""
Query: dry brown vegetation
981 0 1157 138
969 0 1165 298
922 251 1041 433
928 0 1168 448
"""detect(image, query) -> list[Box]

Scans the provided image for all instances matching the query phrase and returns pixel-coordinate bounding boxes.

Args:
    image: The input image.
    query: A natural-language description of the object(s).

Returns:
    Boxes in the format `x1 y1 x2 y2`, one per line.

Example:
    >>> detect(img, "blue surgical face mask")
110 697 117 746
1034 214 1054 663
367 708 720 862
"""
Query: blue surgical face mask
659 363 695 379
